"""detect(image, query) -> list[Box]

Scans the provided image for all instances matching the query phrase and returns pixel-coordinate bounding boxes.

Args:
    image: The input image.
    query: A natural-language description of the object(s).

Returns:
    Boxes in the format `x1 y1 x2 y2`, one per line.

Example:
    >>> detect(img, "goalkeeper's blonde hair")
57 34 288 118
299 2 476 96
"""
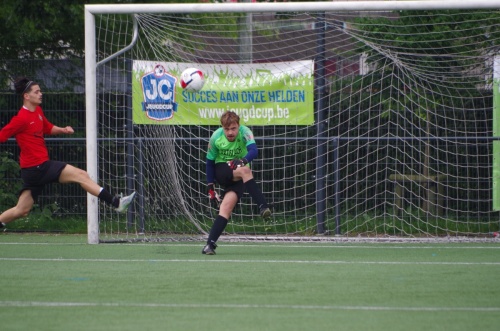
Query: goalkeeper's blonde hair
220 111 240 127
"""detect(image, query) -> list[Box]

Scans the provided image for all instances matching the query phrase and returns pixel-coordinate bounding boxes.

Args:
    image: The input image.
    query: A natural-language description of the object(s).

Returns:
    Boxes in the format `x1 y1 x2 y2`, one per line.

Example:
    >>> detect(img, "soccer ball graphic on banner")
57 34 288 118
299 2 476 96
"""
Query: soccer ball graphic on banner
179 67 205 92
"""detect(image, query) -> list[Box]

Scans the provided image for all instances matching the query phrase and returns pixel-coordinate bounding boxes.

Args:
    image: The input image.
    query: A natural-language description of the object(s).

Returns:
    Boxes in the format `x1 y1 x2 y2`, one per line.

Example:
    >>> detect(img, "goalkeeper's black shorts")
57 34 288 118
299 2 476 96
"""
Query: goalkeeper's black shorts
215 162 245 200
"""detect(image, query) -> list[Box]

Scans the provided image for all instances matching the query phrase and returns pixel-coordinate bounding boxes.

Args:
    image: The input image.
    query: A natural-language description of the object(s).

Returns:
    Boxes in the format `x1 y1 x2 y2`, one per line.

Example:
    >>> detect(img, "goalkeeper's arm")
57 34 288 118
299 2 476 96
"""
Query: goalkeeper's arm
206 158 216 185
242 143 258 163
227 143 258 170
206 158 221 206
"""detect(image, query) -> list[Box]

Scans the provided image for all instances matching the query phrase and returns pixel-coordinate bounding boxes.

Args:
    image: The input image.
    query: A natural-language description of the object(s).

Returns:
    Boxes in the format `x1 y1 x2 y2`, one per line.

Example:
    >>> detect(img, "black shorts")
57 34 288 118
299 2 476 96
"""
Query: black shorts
215 162 245 200
20 160 67 202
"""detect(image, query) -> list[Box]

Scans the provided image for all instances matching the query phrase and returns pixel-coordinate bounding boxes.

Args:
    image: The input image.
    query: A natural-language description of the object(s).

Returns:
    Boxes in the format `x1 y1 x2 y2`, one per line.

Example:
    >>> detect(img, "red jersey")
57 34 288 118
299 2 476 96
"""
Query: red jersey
0 105 54 168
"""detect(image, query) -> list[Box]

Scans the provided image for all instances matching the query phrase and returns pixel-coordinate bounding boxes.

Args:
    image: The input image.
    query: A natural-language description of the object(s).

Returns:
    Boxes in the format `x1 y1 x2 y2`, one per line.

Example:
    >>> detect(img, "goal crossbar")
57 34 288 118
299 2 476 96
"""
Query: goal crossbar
85 1 500 14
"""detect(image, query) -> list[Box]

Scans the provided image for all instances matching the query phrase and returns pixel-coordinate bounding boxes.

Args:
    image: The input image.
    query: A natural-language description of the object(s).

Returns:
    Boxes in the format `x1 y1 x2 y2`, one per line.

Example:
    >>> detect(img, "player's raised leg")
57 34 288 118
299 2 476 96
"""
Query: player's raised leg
233 165 271 218
58 164 136 213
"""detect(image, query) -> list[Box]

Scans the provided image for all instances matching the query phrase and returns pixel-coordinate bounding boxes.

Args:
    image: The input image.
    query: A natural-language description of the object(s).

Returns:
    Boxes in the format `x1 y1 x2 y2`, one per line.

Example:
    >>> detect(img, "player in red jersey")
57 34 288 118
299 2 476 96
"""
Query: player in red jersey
0 77 136 229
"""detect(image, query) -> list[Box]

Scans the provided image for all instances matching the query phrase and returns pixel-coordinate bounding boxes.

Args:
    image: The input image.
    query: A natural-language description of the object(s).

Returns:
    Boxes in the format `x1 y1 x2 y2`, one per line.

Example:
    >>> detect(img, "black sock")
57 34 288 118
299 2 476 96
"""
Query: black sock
244 178 268 210
98 188 118 207
207 215 228 245
0 222 4 228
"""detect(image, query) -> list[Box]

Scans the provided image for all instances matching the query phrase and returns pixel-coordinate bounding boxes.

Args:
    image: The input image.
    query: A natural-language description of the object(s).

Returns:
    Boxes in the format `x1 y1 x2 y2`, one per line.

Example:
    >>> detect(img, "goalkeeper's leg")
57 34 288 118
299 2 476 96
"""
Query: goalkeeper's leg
203 215 227 255
244 178 271 218
203 191 238 255
233 166 271 218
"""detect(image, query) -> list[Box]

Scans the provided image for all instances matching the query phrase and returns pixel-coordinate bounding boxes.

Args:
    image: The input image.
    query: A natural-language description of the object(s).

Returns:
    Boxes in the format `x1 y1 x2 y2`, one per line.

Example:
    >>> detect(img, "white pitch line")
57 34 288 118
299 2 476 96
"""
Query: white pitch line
1 242 500 250
0 300 499 312
1 257 500 265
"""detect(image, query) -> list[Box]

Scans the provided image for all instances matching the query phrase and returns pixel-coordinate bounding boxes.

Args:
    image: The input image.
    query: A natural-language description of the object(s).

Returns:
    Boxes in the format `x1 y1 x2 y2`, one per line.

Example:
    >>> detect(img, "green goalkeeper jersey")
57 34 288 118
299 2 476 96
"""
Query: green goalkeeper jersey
207 125 255 164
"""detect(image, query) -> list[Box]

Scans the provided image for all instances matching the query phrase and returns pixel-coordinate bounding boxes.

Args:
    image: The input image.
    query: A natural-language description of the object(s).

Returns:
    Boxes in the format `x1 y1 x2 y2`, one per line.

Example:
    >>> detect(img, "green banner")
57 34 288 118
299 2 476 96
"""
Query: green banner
132 61 314 125
493 56 500 211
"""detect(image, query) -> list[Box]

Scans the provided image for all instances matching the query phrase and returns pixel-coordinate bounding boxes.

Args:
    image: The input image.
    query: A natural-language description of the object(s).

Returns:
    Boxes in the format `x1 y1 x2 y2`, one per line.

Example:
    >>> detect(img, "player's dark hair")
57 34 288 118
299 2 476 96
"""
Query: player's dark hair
14 77 37 96
220 111 240 127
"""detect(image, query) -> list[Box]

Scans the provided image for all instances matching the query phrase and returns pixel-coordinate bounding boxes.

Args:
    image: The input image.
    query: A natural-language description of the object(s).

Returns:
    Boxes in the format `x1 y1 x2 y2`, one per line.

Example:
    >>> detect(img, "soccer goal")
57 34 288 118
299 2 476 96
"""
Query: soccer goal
84 1 500 244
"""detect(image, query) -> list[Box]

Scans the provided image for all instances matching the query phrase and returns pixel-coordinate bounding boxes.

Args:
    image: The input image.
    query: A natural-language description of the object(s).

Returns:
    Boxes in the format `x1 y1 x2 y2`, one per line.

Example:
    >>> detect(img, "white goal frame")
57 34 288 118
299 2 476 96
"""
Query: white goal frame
84 0 500 244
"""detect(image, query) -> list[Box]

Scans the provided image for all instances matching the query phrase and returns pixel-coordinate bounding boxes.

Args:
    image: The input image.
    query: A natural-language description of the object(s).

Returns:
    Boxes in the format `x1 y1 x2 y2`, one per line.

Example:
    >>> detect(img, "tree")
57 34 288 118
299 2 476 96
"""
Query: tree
0 0 214 88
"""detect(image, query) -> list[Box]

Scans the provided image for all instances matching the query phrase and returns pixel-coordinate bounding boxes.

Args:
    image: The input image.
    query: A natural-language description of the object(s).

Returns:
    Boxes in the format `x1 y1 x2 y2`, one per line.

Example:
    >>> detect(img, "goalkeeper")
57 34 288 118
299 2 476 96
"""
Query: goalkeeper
203 111 271 255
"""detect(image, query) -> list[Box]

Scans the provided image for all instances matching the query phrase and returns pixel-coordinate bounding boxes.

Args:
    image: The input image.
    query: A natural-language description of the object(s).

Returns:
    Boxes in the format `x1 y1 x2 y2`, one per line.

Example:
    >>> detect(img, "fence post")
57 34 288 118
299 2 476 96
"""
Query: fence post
137 138 145 233
125 58 135 227
332 137 341 235
315 12 327 234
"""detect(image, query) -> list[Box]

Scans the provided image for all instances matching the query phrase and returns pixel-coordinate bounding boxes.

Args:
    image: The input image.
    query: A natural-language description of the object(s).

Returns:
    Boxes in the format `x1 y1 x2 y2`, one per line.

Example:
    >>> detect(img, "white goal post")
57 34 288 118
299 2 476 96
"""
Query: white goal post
85 1 500 244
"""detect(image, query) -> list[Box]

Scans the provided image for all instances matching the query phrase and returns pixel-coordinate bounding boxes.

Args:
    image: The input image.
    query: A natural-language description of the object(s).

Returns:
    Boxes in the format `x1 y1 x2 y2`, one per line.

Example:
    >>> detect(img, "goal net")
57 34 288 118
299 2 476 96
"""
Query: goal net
84 1 500 243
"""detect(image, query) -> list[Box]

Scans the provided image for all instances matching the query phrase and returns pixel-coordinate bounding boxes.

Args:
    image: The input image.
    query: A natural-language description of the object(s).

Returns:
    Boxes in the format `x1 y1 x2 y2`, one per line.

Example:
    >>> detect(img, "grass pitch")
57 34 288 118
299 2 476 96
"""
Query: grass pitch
1 233 499 331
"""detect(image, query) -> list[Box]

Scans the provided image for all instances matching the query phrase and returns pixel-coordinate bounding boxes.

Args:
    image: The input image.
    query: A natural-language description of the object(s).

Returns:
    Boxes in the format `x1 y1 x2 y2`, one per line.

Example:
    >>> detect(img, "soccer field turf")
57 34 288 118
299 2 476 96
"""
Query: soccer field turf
1 233 499 331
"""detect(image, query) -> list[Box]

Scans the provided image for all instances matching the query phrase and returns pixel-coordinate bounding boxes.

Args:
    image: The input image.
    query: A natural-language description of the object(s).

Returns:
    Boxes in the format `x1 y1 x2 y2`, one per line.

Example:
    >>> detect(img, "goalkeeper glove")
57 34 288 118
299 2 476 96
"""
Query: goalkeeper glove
227 158 248 170
208 183 221 207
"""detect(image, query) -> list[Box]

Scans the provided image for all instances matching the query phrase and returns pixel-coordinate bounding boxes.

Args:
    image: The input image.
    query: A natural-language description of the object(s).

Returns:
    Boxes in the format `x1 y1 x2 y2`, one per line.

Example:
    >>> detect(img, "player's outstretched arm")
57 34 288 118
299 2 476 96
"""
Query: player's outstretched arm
51 126 74 135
